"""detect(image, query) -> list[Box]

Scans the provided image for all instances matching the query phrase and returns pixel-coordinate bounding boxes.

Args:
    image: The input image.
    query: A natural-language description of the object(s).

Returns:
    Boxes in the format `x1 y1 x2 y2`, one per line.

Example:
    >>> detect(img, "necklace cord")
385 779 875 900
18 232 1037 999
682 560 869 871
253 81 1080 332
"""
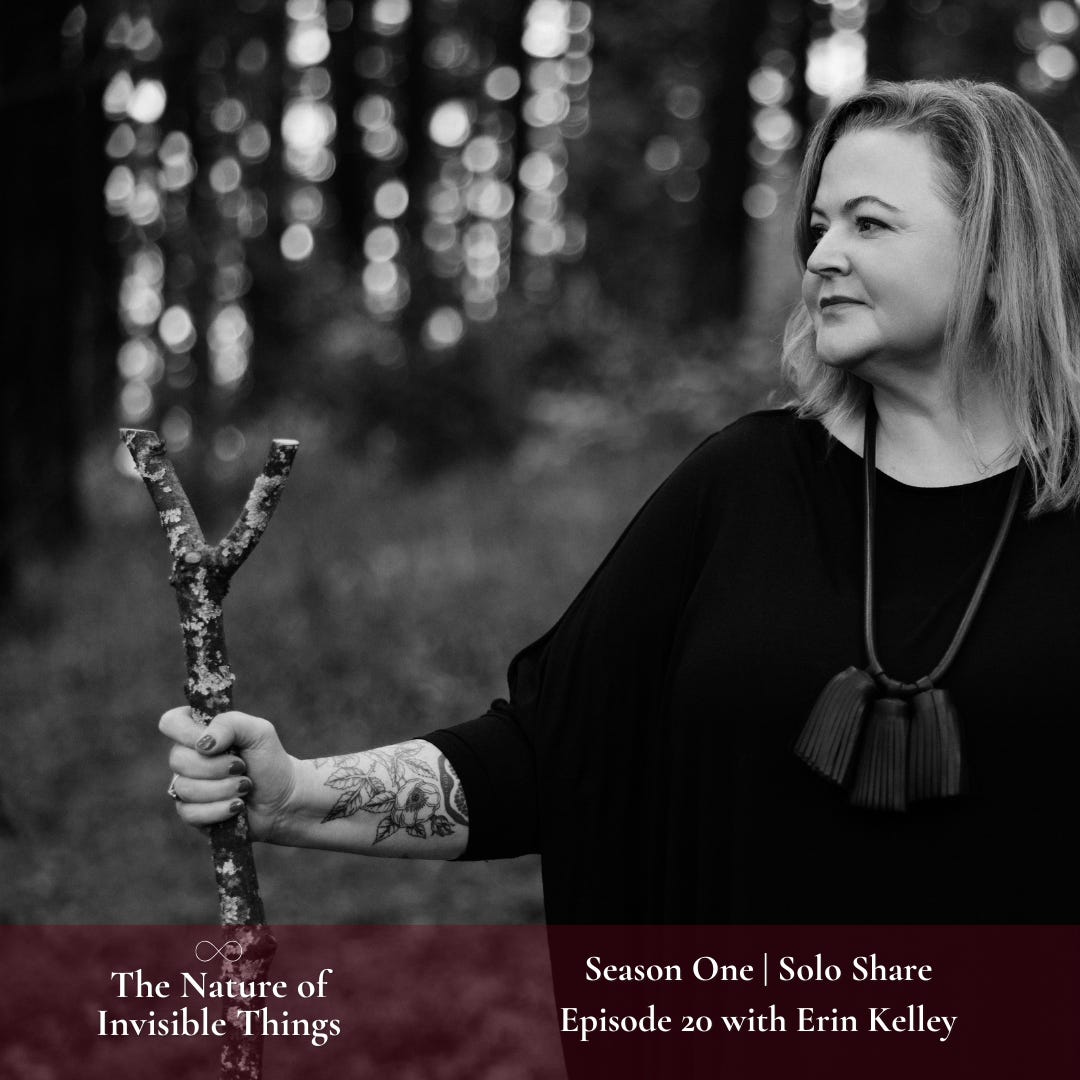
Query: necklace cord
860 400 1025 695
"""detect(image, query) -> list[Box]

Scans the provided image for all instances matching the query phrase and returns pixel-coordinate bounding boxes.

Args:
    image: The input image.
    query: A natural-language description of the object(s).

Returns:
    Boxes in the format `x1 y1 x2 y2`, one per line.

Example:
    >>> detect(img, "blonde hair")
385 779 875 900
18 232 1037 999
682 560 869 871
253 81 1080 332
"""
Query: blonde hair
780 79 1080 513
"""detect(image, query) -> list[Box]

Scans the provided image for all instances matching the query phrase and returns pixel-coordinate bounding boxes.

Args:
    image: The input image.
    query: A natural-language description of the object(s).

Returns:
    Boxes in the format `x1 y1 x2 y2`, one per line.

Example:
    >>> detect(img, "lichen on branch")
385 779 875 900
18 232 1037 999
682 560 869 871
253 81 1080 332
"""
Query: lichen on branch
121 428 298 1080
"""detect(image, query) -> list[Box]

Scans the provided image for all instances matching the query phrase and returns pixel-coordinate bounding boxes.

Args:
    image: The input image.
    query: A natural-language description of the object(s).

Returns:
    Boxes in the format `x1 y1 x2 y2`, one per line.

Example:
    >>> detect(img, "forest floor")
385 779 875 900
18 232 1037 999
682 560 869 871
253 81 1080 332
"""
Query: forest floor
0 340 776 927
0 344 776 1079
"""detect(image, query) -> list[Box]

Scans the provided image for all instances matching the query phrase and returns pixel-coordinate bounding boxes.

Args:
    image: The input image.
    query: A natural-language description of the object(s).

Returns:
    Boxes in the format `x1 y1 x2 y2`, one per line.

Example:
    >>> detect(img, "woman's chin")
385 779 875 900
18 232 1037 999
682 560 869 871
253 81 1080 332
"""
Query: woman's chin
813 349 868 372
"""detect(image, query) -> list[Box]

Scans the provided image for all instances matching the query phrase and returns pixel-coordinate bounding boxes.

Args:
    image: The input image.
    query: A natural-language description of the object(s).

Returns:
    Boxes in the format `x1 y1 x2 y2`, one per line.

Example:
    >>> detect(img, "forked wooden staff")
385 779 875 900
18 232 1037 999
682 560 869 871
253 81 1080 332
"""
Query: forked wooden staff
122 428 299 1080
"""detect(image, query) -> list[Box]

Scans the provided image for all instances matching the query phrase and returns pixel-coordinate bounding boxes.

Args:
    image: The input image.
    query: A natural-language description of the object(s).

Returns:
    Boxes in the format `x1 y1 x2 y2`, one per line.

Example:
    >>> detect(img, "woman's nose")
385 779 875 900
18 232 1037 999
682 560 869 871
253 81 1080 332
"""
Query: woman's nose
806 227 850 276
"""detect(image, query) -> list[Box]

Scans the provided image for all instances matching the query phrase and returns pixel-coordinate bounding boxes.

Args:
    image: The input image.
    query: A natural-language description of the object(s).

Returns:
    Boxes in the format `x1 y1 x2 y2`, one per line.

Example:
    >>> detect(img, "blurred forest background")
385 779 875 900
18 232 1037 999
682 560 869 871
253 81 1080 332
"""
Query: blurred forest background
2 0 1077 930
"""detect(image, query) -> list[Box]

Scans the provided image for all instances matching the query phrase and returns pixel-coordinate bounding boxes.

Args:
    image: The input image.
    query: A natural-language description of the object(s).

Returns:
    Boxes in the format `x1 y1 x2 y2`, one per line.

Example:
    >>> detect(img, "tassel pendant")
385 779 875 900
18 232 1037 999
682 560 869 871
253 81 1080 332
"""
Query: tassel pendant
792 405 1022 812
797 682 967 811
850 697 909 812
794 667 877 785
908 688 964 801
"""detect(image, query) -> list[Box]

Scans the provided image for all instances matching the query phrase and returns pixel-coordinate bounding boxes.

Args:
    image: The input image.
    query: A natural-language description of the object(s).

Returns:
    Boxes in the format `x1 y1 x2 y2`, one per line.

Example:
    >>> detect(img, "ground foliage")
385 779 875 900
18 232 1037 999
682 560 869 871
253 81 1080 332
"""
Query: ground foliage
0 337 775 927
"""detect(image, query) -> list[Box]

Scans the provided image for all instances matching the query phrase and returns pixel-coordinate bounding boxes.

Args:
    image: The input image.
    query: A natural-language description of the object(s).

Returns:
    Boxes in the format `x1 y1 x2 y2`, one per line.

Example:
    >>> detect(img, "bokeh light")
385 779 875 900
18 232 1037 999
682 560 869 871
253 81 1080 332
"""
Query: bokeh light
127 79 167 124
161 406 193 452
753 108 798 151
159 305 196 352
523 0 570 59
288 185 325 223
120 272 163 328
644 135 680 173
485 66 522 102
120 380 154 422
429 100 473 148
374 179 409 218
117 337 163 381
106 124 136 159
212 98 247 134
467 179 514 219
1037 42 1078 81
519 152 555 191
748 67 788 107
423 306 465 349
1039 1 1078 38
280 223 316 260
805 29 866 101
238 122 272 162
213 426 247 462
364 225 401 261
462 136 500 174
209 156 243 194
743 182 779 220
664 170 699 204
282 100 336 155
356 94 393 129
372 0 411 34
667 83 703 120
237 38 270 75
287 20 331 66
102 71 134 118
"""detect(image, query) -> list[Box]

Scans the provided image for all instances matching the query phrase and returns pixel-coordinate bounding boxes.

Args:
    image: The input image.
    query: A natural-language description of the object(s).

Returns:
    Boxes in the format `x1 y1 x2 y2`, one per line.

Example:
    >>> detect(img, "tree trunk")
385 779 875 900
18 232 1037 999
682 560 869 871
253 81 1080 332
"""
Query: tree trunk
0 1 98 602
865 0 910 82
329 10 369 258
689 0 772 323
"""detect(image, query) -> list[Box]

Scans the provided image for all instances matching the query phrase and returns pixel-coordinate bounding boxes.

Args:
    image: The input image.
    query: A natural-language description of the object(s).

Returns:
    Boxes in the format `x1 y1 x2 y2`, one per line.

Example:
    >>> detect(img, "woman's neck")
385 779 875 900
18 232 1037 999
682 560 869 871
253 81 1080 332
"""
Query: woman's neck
827 381 1018 487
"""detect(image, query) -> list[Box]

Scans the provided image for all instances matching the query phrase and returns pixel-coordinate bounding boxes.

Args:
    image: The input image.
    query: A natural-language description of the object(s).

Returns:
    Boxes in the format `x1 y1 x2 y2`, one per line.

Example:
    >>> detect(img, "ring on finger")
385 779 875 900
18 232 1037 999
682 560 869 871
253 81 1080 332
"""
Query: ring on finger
167 774 183 802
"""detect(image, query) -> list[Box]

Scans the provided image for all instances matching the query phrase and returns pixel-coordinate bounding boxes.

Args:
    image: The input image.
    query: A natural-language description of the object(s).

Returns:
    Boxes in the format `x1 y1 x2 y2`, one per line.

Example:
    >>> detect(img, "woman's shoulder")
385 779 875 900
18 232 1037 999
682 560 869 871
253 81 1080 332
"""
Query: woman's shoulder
679 406 825 475
645 406 832 520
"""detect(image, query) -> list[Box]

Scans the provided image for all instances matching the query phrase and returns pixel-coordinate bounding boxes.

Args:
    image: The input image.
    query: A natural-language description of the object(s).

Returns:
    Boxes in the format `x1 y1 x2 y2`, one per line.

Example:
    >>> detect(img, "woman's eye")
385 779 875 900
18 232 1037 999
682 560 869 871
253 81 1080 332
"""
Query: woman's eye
856 217 887 233
808 223 827 245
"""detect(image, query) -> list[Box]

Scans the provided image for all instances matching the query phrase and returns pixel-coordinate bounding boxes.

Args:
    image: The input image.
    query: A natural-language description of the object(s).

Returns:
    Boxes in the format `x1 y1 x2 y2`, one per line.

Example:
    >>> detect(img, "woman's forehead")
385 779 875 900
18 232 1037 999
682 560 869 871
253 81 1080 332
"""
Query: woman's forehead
813 128 946 209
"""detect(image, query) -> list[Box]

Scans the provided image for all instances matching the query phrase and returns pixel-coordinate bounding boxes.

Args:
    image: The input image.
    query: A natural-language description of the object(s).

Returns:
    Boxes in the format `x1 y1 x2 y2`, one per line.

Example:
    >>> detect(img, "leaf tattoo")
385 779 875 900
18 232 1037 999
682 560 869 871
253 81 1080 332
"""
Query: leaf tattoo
375 818 399 844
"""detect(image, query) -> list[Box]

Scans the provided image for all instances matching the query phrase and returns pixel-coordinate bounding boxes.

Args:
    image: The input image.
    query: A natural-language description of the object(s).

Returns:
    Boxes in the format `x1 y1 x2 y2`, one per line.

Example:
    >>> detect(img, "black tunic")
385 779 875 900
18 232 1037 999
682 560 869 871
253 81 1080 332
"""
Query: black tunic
425 409 1080 923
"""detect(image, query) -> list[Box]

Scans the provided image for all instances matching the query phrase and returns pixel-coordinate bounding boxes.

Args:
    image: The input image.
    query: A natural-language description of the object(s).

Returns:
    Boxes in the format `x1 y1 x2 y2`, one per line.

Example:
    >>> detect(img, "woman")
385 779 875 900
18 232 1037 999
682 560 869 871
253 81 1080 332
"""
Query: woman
161 79 1080 923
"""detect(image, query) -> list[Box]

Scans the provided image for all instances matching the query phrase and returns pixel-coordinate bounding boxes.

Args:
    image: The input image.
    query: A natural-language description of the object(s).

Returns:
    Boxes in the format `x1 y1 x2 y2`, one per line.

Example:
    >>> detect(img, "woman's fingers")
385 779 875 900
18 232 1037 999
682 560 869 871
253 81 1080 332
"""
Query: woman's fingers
159 706 212 748
163 707 248 782
168 744 246 780
159 707 278 756
173 795 248 828
169 773 253 805
160 705 294 842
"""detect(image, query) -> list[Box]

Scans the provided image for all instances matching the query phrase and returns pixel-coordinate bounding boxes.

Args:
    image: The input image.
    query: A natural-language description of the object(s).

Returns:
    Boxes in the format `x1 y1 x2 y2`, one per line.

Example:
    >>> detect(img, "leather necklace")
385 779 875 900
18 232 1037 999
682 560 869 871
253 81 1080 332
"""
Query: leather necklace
794 400 1025 811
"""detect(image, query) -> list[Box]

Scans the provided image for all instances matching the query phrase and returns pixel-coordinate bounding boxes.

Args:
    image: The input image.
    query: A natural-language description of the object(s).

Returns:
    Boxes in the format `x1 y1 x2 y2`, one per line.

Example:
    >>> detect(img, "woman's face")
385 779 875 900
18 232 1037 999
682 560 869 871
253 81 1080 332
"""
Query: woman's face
801 127 962 381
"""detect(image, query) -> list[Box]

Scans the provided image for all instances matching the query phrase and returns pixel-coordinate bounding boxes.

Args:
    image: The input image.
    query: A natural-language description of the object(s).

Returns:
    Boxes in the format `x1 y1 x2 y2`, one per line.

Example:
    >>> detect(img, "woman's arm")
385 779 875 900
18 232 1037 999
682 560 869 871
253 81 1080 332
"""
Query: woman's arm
159 707 468 859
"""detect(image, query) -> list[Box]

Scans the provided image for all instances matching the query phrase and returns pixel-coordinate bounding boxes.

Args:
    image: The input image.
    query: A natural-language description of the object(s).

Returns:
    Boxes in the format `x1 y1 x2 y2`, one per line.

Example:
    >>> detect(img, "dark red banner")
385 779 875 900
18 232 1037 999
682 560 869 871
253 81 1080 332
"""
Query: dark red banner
0 925 1076 1078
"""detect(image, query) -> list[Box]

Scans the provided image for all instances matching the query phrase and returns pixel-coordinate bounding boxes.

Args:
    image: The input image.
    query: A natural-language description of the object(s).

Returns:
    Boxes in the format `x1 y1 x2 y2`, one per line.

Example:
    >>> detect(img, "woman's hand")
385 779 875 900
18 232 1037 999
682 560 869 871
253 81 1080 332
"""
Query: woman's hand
161 709 470 859
159 707 298 843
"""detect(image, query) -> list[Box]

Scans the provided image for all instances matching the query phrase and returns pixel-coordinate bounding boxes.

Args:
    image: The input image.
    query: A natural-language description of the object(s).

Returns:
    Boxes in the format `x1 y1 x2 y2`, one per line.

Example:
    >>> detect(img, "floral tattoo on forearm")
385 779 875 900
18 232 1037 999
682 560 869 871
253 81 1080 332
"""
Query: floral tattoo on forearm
313 742 468 843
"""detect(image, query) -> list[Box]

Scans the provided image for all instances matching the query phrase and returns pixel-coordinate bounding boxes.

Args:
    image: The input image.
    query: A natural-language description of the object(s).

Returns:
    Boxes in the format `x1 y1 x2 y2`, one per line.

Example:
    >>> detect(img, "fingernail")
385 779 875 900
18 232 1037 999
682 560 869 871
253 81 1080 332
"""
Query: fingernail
228 799 244 815
227 759 246 776
196 734 216 752
237 777 253 795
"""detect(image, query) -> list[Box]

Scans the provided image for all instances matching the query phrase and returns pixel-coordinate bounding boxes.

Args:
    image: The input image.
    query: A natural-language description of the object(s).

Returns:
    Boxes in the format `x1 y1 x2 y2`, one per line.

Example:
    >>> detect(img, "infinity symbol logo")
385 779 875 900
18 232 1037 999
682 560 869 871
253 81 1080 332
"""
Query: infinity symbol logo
194 939 245 963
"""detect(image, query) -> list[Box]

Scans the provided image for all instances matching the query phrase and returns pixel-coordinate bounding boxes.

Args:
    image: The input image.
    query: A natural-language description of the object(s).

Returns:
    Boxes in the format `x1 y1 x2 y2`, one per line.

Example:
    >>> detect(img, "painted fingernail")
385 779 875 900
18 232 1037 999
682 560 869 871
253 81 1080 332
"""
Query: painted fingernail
227 759 247 776
196 734 216 752
237 777 253 795
228 799 244 815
